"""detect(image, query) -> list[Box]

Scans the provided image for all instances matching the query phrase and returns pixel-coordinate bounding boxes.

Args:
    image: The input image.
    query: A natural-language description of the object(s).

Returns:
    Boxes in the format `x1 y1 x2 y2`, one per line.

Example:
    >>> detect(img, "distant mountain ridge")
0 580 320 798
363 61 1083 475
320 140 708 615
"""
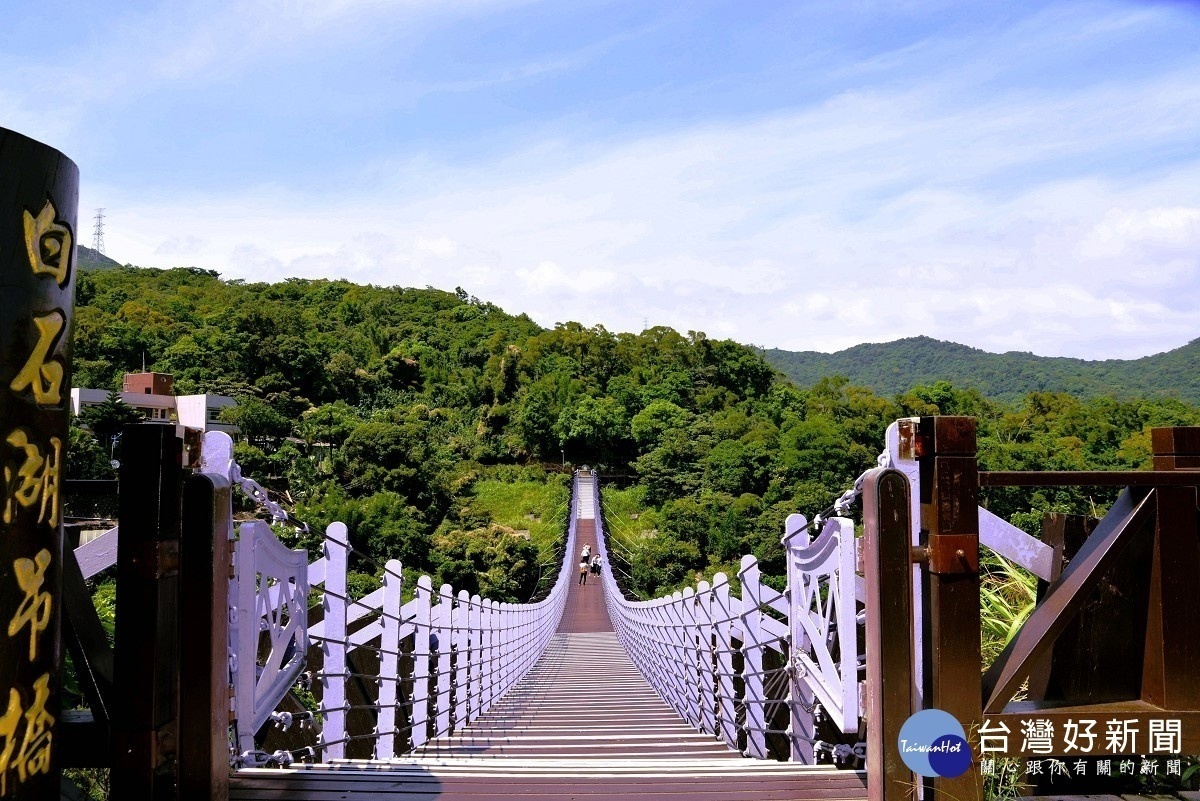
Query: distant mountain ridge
764 335 1200 403
77 245 122 270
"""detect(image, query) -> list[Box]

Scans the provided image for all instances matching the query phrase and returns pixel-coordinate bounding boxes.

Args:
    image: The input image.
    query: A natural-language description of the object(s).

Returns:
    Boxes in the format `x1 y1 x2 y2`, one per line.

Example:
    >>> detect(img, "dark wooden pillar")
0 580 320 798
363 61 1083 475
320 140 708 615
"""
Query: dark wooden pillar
0 128 78 800
178 473 232 800
112 425 185 799
916 416 982 801
1143 428 1200 710
862 468 915 801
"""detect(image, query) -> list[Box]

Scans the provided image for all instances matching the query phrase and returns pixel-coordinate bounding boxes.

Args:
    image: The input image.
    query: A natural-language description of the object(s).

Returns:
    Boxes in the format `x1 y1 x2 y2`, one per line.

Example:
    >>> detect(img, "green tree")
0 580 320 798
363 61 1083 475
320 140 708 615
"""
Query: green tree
78 390 144 446
220 396 292 448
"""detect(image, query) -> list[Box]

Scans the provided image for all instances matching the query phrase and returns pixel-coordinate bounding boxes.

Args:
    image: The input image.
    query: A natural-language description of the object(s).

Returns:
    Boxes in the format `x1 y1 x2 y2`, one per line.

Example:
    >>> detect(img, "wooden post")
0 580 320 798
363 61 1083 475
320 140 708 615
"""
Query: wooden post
112 425 184 800
1144 429 1200 710
178 472 232 800
0 127 78 801
916 416 982 801
863 468 916 801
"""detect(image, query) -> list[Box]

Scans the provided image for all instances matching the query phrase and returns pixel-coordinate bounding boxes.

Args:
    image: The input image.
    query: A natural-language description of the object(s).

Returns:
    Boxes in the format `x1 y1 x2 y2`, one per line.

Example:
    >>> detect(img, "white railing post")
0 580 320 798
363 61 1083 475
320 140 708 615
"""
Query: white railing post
377 559 403 758
784 514 816 764
435 583 453 738
497 600 508 699
468 594 482 721
681 586 698 728
696 579 714 734
319 523 349 760
739 555 767 759
713 572 737 750
231 520 309 757
411 575 432 749
454 589 469 732
483 599 496 712
667 592 689 719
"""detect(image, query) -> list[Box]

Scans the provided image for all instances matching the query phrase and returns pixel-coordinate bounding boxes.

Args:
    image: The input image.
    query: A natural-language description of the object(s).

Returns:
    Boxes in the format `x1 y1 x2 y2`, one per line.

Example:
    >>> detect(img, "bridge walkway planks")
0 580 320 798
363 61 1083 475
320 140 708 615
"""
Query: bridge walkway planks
231 519 867 799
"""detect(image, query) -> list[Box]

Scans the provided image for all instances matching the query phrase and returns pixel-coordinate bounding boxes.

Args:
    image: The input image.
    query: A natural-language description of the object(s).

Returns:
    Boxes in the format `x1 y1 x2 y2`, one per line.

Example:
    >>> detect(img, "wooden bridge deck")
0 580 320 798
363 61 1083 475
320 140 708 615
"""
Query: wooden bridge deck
231 519 867 799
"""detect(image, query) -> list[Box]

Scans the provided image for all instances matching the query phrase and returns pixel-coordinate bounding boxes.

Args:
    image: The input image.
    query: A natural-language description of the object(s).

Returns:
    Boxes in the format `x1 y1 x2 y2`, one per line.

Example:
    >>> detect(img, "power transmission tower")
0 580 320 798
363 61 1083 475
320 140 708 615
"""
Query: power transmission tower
92 208 106 254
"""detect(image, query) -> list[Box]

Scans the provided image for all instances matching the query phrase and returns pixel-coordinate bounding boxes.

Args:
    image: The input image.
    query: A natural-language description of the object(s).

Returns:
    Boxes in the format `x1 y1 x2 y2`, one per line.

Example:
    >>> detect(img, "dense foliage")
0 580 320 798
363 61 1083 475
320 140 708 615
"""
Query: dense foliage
766 335 1200 404
70 267 1200 602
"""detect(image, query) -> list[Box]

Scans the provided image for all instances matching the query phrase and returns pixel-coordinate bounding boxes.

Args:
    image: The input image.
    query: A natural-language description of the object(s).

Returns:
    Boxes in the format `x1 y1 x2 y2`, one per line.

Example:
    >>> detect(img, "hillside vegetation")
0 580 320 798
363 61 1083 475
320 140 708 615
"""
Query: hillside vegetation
766 335 1200 403
70 267 1200 601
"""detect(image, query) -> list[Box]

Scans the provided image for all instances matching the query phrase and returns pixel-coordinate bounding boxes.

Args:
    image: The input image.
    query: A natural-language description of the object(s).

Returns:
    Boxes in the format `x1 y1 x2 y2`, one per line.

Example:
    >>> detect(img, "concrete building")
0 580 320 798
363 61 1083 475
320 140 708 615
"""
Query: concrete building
71 372 238 434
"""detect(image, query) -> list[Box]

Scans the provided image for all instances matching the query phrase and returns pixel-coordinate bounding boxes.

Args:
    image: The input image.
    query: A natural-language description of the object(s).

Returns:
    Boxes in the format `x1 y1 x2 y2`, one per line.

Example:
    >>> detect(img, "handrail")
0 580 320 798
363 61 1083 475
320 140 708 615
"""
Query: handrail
590 471 864 764
223 455 581 766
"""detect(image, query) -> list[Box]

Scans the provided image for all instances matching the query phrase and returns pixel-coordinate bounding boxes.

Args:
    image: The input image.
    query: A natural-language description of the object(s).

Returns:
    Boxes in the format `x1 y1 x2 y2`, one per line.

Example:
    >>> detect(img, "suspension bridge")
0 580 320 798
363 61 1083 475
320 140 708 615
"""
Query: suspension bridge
6 121 1200 801
42 418 1200 801
223 474 869 799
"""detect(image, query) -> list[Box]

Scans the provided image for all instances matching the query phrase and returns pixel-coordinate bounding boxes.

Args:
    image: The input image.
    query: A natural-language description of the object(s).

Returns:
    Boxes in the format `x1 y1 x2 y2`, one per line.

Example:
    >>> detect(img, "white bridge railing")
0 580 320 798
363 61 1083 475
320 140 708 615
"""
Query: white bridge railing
595 484 864 763
72 422 1055 770
202 433 580 766
595 418 1057 766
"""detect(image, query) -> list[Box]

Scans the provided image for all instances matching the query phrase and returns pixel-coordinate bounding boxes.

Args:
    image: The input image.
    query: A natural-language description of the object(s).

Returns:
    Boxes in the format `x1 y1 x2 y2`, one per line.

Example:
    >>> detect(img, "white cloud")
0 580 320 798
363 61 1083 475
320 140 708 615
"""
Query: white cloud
415 236 459 259
61 1 1200 362
1079 207 1200 259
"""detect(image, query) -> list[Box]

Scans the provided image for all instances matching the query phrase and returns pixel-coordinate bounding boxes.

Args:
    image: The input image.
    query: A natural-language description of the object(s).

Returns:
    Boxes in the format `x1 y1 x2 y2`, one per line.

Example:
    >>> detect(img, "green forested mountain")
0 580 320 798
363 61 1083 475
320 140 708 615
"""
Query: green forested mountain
77 245 123 271
765 335 1200 403
69 267 1200 602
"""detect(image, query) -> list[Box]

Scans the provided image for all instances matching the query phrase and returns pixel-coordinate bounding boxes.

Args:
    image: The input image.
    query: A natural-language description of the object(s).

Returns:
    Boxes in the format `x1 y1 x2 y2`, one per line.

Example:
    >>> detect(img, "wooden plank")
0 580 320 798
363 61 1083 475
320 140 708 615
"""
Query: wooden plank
862 468 915 801
112 424 185 800
1150 426 1200 454
178 473 233 800
230 770 869 800
920 417 982 801
980 472 1200 486
1033 511 1151 704
1152 455 1200 470
1141 485 1200 709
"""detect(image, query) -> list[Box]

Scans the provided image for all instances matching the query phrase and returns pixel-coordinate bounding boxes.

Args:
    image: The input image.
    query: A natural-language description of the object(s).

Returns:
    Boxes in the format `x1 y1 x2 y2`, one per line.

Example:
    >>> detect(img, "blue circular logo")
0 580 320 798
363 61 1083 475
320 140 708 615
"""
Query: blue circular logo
898 709 972 778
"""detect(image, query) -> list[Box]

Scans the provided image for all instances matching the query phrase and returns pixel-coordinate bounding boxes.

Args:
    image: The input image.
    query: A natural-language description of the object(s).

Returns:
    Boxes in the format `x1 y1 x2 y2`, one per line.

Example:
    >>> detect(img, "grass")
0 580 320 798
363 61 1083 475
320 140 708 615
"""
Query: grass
465 476 570 558
980 551 1038 667
596 485 658 589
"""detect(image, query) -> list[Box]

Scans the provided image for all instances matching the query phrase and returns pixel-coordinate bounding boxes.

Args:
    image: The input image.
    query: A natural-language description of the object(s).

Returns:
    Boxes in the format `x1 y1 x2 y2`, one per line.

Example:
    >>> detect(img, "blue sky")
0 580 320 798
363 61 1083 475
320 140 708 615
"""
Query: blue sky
6 0 1200 359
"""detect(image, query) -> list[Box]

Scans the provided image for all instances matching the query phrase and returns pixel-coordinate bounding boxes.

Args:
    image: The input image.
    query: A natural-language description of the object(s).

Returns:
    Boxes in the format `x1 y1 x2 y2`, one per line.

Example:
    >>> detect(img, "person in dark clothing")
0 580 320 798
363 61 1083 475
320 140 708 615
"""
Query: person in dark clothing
578 559 589 585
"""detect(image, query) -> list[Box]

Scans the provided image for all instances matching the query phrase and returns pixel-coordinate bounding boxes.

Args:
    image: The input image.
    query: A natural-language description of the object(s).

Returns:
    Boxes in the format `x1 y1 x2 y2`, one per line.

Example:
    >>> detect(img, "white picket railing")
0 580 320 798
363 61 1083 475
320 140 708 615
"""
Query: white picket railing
219 457 579 765
306 507 577 759
72 423 1060 770
592 418 1060 766
594 477 865 764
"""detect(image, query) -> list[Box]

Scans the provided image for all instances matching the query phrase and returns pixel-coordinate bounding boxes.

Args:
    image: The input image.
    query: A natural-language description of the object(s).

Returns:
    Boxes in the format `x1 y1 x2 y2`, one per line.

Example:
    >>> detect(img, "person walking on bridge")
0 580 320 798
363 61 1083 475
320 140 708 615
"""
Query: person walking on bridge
578 558 589 585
